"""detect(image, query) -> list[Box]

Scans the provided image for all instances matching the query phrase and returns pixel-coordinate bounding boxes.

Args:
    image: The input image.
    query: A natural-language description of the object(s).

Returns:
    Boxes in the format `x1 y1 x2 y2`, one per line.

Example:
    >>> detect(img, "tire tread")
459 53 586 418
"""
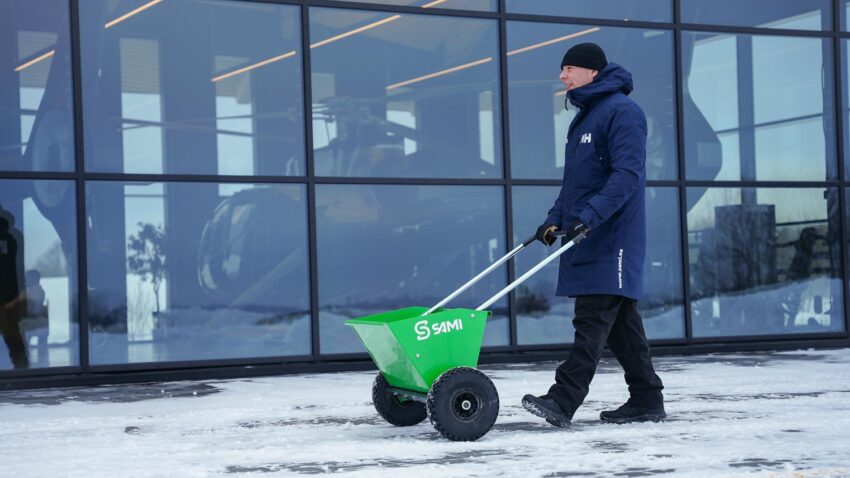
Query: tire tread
426 367 499 441
372 373 427 426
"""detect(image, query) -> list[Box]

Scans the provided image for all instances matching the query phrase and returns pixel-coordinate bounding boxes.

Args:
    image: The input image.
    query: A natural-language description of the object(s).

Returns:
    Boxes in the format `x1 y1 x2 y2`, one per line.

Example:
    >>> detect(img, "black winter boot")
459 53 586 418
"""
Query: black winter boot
521 394 572 428
600 401 666 424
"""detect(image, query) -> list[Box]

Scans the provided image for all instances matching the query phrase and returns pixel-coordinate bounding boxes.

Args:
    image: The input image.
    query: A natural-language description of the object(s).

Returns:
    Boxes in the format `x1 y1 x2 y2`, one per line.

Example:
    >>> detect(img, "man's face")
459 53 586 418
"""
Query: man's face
559 65 597 91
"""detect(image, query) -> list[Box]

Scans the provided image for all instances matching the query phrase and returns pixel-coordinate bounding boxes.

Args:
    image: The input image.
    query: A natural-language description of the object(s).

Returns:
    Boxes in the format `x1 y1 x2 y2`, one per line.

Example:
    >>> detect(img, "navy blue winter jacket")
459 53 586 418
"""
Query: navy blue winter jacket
545 62 647 300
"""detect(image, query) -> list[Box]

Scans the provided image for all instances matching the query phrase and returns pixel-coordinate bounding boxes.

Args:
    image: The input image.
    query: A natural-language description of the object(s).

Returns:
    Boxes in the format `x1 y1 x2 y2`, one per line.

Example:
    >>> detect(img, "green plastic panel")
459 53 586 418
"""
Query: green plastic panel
346 307 489 393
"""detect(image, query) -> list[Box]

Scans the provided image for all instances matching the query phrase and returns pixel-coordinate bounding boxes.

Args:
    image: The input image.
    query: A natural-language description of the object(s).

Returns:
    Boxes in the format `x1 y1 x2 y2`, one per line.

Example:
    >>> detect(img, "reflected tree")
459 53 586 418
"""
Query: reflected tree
127 222 166 314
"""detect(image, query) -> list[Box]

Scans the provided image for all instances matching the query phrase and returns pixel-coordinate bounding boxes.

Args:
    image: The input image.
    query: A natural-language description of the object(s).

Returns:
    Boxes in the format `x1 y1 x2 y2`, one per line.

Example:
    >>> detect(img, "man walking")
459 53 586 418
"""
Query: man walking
521 43 665 428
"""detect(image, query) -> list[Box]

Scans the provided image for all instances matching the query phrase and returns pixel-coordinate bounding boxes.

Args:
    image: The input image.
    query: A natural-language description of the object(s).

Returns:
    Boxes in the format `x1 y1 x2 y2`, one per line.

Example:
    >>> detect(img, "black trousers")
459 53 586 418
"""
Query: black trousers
548 294 663 414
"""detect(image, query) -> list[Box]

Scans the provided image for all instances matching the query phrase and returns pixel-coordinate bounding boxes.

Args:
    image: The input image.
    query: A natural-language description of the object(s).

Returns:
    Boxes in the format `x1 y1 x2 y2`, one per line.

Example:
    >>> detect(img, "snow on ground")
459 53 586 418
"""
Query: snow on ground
1 349 850 477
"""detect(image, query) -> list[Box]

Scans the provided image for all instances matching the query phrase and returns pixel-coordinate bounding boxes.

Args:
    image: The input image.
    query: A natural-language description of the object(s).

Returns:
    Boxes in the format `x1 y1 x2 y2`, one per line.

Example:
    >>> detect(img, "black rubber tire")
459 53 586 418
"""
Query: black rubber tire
426 367 499 441
372 372 427 426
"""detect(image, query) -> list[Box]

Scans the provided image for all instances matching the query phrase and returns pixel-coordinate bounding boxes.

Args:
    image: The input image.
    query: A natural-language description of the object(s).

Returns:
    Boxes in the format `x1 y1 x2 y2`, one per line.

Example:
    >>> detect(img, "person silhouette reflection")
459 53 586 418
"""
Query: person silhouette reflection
0 211 28 369
782 227 824 330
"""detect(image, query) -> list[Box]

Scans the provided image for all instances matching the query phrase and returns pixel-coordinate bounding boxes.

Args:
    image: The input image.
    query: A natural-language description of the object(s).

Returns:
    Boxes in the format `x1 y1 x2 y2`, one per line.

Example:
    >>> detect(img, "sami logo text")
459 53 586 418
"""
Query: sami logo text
414 318 464 341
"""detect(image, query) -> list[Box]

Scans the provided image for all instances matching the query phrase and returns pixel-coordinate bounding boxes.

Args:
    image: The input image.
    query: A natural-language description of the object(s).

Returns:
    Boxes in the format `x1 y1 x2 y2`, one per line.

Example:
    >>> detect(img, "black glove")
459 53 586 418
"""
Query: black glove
564 221 590 243
535 223 558 246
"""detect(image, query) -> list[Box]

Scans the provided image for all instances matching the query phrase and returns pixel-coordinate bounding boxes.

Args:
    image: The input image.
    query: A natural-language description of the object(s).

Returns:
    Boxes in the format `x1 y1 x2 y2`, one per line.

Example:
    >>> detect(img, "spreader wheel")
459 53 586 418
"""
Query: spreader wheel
426 367 499 441
372 372 427 426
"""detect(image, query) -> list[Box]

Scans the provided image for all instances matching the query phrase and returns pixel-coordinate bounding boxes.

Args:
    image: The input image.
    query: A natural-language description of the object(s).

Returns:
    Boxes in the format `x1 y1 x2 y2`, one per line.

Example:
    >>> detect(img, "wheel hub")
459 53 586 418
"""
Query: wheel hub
451 390 480 421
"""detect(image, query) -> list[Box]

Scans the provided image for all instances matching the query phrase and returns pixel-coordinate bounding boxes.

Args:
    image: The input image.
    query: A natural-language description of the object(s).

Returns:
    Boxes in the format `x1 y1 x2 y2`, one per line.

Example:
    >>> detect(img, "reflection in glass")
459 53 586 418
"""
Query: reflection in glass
843 1 850 30
642 188 685 339
1 179 78 370
507 22 676 180
688 188 844 337
681 0 831 30
505 0 671 23
514 187 684 345
86 182 310 364
0 0 75 173
78 1 304 175
317 185 506 353
843 40 850 179
683 31 835 184
310 8 501 178
332 0 496 12
512 186 575 345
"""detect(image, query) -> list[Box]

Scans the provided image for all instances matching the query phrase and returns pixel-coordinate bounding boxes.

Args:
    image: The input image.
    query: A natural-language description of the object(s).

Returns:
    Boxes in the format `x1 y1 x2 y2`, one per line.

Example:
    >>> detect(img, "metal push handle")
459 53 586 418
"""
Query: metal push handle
424 234 537 315
424 229 585 315
476 231 585 311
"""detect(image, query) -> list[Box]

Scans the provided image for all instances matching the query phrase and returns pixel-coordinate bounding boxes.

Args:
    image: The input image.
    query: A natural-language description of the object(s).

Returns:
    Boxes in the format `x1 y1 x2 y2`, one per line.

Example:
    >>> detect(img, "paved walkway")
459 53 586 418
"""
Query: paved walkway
1 349 849 477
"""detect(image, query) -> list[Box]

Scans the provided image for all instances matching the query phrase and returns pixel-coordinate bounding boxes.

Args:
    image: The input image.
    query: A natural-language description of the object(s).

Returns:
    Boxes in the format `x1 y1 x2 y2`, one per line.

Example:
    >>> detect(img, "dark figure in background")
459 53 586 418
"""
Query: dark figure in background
786 227 819 282
25 270 46 313
23 269 49 365
521 43 665 428
0 213 28 369
782 227 824 330
690 229 719 333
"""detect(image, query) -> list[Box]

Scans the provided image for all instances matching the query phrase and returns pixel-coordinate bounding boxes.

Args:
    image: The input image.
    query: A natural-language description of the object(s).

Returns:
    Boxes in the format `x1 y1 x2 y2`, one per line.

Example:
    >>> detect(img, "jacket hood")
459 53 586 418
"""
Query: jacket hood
567 62 633 108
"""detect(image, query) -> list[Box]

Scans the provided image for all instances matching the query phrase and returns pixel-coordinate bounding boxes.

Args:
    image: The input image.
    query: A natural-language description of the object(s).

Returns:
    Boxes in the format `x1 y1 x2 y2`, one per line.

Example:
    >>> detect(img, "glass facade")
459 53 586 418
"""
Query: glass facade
0 0 75 173
333 0 497 12
1 179 78 370
688 188 844 337
506 0 672 23
507 21 677 180
844 39 850 179
309 8 501 179
78 1 305 175
681 0 832 30
844 0 850 30
86 182 310 364
511 185 574 345
513 186 684 345
2 0 849 379
317 184 506 353
684 31 836 182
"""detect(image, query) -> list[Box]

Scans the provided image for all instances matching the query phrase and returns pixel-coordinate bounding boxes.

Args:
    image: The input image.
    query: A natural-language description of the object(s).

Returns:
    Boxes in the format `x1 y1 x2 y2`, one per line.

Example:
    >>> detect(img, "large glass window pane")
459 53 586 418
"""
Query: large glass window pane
86 182 310 365
682 0 831 30
331 0 496 12
843 1 850 30
687 188 844 338
843 40 850 179
507 22 676 180
845 190 850 333
78 1 304 175
643 188 685 339
514 186 684 345
317 185 506 354
0 0 74 173
310 8 501 179
683 32 835 182
512 186 574 345
1 179 78 371
505 0 671 23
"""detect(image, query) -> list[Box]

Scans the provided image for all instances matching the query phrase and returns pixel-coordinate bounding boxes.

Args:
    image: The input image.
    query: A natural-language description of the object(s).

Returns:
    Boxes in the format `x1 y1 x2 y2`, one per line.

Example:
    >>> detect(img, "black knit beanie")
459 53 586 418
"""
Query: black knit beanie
560 42 607 71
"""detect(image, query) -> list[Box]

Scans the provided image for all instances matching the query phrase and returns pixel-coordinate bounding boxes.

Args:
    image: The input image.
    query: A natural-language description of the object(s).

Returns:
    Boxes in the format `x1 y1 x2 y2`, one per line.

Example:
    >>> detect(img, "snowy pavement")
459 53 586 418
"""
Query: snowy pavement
1 349 850 477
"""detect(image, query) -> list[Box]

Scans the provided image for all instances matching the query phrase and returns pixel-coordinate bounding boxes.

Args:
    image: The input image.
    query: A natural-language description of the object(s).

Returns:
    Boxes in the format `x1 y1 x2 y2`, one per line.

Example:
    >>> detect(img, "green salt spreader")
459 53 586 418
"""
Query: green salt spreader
346 230 584 441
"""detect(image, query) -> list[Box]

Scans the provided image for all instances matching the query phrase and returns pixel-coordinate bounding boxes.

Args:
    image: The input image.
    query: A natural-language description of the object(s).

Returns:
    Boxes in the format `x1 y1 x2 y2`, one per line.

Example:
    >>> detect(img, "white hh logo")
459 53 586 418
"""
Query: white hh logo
580 133 592 144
